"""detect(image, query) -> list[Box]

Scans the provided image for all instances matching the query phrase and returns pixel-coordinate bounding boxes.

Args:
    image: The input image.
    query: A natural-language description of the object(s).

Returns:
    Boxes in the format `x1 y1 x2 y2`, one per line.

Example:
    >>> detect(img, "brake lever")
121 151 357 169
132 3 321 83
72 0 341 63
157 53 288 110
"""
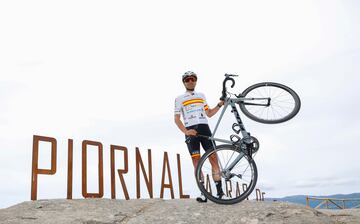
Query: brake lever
220 74 236 100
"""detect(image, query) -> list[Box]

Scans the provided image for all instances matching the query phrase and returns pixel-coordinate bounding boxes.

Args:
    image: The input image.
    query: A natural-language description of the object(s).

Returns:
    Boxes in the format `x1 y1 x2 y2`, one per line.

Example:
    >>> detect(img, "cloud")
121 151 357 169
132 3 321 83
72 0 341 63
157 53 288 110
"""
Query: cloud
294 177 360 188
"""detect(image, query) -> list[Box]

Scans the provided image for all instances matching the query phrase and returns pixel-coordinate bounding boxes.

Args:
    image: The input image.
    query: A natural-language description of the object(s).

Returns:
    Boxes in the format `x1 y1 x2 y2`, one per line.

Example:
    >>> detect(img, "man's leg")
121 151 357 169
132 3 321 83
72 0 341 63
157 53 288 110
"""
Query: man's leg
198 124 224 198
208 153 224 197
185 133 207 203
208 153 221 181
192 155 208 202
191 154 207 202
191 154 203 180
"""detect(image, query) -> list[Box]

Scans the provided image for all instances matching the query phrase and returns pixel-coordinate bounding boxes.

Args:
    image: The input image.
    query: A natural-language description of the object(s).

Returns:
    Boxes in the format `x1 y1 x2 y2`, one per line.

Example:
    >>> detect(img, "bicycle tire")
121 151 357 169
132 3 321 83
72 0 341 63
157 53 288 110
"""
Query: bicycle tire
195 144 258 204
239 82 301 124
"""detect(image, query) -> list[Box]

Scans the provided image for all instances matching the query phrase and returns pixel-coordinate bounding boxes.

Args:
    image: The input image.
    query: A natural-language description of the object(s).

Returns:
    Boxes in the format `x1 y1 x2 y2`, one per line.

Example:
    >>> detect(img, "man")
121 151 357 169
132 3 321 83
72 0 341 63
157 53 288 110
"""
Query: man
174 71 225 203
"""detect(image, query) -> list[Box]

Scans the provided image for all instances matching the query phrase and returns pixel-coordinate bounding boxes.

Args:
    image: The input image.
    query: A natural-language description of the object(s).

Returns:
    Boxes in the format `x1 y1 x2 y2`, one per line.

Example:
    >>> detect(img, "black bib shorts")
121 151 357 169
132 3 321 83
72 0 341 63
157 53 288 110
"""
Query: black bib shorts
185 124 216 158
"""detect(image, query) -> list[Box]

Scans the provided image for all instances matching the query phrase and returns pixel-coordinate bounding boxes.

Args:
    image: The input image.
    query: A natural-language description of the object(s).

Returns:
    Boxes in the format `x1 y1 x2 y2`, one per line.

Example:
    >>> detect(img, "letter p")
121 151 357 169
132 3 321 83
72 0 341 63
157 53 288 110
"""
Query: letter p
31 135 57 200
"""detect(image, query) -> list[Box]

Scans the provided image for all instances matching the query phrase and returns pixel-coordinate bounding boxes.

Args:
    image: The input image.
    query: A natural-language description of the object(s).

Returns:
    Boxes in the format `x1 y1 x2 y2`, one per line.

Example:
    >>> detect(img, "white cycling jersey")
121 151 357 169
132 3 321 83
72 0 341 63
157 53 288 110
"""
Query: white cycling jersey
174 91 209 127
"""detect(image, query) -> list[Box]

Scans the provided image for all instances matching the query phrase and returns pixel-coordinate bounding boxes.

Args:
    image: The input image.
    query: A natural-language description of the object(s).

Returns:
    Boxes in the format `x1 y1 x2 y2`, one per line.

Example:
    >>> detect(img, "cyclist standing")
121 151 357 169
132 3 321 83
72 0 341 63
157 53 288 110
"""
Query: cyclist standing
174 71 225 203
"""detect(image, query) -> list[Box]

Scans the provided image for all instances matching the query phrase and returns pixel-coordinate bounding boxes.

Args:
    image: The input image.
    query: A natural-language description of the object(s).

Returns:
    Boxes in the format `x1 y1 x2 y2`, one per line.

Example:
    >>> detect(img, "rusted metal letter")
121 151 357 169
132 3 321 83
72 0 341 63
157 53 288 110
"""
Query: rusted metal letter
242 183 249 200
82 140 104 198
177 154 189 199
136 148 153 198
226 180 232 198
236 182 241 197
256 188 261 201
67 139 73 199
110 145 129 200
205 174 212 194
31 135 57 200
160 152 174 199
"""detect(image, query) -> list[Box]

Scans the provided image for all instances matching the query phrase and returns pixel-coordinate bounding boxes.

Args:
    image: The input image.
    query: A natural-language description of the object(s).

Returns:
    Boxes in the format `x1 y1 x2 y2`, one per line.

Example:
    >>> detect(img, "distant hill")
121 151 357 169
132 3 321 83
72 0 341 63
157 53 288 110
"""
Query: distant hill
266 193 360 209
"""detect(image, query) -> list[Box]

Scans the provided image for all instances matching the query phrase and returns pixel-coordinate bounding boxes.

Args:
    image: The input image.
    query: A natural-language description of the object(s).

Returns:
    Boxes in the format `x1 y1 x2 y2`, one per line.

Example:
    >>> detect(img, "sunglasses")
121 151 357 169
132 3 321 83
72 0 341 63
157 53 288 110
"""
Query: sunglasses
184 77 197 83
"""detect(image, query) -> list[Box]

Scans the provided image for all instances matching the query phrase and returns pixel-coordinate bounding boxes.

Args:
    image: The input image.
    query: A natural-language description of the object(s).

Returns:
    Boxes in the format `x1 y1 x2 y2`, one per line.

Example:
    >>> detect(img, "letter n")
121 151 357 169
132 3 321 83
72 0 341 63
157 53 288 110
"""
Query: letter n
136 147 153 198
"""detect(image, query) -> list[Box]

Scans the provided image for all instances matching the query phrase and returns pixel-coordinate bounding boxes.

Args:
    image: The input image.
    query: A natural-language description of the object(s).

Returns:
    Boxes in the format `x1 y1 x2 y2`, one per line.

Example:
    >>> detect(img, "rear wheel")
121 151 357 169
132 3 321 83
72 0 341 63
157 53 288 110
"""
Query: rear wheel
195 145 257 204
239 82 301 124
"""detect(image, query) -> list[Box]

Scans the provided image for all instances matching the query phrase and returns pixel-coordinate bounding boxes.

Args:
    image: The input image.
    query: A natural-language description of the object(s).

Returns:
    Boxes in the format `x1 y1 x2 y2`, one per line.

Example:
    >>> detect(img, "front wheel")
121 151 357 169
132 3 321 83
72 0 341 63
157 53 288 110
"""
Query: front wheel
195 145 258 204
239 82 301 124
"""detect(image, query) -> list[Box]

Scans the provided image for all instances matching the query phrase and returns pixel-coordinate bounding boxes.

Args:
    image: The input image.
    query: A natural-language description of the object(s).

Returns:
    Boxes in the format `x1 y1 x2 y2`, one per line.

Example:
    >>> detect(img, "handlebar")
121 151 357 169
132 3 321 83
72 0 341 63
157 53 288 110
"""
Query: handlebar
220 73 238 100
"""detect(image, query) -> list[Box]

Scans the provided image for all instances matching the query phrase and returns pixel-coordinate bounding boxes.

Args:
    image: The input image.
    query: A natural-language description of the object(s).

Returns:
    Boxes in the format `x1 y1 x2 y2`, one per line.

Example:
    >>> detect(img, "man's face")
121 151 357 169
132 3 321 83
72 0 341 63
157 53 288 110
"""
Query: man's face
183 76 197 90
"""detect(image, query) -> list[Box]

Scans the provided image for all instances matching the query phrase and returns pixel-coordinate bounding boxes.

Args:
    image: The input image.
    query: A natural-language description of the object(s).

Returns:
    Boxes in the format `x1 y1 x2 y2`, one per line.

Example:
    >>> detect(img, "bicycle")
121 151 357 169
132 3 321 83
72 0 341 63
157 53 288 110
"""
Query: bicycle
188 74 301 204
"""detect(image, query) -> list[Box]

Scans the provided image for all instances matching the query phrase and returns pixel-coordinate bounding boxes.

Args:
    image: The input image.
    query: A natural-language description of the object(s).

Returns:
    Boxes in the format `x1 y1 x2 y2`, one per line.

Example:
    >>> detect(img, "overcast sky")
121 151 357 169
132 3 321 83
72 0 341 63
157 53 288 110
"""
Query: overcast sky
1 0 360 208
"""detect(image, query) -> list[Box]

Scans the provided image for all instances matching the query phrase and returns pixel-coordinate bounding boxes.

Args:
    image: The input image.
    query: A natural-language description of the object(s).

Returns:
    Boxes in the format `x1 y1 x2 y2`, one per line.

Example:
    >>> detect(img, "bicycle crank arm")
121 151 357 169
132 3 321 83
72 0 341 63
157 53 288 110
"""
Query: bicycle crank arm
225 173 242 181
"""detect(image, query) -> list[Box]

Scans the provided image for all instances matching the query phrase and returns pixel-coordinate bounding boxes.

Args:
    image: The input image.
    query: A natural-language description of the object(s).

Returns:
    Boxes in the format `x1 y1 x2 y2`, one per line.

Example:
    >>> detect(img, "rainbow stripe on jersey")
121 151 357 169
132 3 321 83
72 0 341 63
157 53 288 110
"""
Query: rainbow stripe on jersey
174 91 209 127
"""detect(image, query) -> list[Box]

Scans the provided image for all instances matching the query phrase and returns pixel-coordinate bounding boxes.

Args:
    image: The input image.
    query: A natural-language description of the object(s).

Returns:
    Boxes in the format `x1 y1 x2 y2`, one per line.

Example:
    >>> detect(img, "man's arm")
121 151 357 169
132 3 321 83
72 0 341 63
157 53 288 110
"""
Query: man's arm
205 101 224 118
174 114 197 136
174 114 187 134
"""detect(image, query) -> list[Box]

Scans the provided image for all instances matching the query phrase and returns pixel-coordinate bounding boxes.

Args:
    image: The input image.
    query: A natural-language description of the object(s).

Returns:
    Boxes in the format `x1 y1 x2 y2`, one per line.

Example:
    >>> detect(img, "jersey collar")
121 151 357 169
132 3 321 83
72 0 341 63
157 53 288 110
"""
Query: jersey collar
185 90 196 95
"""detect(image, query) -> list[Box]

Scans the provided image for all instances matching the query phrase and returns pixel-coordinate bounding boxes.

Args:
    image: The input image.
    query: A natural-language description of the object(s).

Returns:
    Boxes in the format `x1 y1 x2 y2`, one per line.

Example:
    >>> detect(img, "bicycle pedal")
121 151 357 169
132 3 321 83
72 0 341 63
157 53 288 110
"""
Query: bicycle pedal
230 135 241 144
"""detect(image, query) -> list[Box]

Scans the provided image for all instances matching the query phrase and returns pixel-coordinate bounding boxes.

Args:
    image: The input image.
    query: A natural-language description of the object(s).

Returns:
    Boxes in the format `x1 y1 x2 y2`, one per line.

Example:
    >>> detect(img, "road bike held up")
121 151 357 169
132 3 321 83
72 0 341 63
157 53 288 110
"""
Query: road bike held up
192 74 301 204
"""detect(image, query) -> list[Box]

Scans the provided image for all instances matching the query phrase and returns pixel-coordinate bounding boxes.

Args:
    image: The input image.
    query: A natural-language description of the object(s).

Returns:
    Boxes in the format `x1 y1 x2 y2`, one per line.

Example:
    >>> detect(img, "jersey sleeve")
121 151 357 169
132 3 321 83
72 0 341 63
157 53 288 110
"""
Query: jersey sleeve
174 97 182 115
201 93 209 111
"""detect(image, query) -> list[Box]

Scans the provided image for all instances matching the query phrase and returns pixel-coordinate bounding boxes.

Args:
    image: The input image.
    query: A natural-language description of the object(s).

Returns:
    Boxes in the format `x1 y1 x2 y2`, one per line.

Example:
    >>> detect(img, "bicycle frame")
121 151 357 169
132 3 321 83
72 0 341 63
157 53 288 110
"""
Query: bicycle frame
201 96 266 174
207 96 268 145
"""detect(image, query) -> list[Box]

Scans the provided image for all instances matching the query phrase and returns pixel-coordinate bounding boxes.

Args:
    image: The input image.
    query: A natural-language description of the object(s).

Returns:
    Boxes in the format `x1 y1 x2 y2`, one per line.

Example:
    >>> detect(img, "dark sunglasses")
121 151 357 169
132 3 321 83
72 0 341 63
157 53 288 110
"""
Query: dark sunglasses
184 77 197 83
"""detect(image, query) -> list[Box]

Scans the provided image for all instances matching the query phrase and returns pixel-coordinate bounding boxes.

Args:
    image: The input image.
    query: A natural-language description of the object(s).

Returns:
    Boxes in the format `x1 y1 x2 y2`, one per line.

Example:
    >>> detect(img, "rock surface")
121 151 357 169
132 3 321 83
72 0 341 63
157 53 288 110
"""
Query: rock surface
321 209 360 224
0 198 359 224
